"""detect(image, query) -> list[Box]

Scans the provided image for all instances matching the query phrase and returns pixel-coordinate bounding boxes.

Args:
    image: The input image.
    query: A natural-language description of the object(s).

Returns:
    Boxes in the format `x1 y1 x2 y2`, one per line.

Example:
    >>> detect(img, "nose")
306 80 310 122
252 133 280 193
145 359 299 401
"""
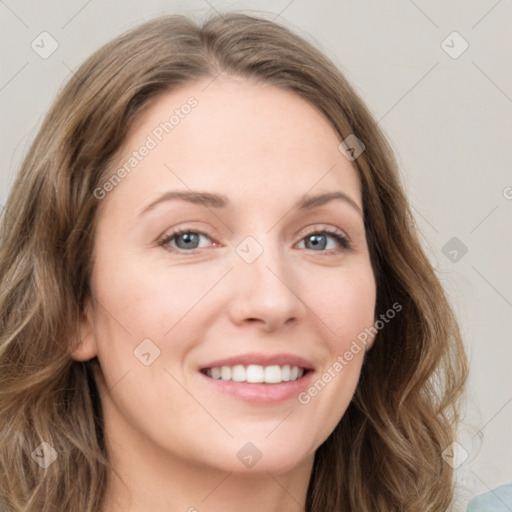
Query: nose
227 239 307 332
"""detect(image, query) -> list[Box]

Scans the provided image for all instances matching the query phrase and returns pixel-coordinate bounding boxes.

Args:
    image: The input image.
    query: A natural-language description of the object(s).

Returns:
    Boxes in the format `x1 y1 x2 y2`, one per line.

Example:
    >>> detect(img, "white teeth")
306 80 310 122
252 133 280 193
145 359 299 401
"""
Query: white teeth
220 366 232 381
246 364 264 383
203 364 307 383
264 365 281 383
231 365 246 382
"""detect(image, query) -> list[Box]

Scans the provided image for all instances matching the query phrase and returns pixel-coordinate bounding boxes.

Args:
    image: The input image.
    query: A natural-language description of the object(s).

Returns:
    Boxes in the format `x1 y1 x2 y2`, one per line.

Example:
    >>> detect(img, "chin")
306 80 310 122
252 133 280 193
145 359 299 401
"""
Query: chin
203 437 314 477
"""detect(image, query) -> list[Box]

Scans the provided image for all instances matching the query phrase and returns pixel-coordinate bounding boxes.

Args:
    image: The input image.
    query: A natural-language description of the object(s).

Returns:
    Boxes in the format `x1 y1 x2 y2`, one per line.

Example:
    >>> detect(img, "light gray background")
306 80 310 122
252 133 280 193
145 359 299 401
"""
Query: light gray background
1 1 511 509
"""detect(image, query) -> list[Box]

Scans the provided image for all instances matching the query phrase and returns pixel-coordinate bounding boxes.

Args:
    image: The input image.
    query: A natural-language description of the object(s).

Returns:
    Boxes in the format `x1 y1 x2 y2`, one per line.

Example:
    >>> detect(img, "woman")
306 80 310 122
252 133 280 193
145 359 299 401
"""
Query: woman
0 13 468 511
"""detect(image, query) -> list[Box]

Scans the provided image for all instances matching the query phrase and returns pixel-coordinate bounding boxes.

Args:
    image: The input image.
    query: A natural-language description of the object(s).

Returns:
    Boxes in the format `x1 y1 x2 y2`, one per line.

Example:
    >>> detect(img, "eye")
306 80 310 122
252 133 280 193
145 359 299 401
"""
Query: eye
296 228 350 253
159 229 217 252
158 227 350 254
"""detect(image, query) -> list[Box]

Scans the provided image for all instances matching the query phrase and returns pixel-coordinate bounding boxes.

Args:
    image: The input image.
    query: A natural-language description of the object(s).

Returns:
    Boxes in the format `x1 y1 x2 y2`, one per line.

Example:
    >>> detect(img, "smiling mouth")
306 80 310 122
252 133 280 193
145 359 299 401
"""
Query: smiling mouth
200 364 310 384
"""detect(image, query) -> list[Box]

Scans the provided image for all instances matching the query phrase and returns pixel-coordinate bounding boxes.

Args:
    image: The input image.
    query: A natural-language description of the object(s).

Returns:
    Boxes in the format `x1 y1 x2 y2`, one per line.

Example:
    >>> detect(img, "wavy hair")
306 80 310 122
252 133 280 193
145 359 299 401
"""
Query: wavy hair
0 12 468 511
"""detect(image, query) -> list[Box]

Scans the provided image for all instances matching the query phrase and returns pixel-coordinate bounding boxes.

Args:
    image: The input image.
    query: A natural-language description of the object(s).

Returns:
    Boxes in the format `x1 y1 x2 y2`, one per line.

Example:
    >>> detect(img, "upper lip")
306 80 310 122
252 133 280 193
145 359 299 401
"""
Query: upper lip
199 353 315 371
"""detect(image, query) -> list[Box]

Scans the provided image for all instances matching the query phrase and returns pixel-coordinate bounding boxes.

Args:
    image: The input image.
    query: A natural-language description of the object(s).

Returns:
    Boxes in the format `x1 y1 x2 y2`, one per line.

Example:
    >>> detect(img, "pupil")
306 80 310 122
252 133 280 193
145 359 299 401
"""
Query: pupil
308 234 326 250
177 233 199 249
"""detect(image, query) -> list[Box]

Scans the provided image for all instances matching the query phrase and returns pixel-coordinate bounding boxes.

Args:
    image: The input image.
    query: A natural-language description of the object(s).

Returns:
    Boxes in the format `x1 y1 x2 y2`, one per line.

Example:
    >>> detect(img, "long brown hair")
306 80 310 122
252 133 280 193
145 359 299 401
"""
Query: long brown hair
0 13 468 511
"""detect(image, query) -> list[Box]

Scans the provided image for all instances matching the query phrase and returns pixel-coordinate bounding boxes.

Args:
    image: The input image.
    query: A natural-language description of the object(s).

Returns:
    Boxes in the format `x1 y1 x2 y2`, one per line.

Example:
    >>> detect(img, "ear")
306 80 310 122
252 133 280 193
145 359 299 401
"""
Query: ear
69 300 98 361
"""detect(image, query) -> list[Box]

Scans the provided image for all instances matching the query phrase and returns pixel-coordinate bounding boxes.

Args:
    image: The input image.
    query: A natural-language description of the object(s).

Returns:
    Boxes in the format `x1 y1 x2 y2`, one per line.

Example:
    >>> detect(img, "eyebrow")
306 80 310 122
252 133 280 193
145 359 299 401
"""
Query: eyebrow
138 190 363 217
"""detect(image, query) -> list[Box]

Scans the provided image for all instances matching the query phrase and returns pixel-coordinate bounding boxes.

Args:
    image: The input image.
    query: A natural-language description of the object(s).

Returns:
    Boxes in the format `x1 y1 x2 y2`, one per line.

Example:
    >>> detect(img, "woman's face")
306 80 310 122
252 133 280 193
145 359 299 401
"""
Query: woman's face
74 77 376 476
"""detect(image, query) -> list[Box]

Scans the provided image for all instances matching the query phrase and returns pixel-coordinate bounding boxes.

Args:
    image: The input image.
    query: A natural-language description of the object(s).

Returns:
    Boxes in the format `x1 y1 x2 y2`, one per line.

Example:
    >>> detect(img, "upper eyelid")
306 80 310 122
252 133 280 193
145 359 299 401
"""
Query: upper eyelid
300 225 348 238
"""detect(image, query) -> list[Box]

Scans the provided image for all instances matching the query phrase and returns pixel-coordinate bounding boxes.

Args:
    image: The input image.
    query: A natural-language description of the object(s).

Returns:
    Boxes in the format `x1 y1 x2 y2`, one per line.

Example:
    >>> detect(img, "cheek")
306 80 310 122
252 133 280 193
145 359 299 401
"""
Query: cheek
294 265 375 440
299 261 375 386
92 249 219 339
88 251 230 397
307 262 376 345
88 257 208 430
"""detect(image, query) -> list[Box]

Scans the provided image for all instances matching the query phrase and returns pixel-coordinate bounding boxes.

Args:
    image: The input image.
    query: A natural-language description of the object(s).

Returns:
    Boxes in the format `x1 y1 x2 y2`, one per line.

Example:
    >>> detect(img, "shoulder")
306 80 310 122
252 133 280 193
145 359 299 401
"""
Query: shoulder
467 483 512 511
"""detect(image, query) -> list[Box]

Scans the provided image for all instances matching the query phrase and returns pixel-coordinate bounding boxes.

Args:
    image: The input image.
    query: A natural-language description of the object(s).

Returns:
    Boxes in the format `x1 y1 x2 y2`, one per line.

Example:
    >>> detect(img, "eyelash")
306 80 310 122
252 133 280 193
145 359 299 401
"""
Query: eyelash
158 226 351 254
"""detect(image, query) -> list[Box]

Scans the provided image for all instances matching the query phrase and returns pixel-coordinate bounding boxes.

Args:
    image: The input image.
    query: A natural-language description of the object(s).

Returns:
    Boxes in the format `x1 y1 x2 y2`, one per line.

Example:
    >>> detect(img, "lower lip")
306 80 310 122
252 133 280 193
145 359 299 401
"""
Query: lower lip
199 371 314 404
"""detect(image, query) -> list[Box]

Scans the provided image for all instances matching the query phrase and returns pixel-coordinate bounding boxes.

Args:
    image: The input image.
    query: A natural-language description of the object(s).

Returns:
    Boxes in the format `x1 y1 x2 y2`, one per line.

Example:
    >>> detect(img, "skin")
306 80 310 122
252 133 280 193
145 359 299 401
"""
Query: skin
72 76 377 512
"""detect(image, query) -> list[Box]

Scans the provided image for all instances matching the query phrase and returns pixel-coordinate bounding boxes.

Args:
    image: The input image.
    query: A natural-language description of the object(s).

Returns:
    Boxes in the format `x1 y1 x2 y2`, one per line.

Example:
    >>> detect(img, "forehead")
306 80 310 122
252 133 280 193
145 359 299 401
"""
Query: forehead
101 77 362 214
